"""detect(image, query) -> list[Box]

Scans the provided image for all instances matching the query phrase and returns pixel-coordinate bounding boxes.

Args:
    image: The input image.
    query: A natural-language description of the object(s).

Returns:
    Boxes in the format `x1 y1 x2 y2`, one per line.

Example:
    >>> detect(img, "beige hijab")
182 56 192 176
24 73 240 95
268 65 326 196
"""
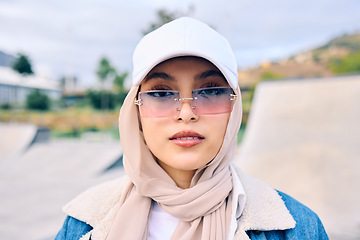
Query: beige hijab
107 82 242 239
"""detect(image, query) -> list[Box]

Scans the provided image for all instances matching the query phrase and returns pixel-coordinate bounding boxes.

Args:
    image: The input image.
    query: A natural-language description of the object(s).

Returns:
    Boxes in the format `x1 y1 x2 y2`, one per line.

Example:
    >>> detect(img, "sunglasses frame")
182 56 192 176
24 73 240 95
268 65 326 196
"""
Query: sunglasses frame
134 87 237 117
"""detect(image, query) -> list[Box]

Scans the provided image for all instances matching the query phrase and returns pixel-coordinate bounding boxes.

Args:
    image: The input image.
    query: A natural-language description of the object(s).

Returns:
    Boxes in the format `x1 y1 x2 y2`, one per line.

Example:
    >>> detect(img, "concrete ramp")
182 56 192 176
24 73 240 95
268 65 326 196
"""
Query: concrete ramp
0 140 124 240
0 123 37 162
236 75 360 239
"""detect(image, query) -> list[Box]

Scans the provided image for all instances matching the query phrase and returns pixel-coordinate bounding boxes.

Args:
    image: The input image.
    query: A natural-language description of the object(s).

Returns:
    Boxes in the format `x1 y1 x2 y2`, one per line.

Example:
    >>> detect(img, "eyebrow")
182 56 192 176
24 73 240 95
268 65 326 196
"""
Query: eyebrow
196 70 225 80
145 72 175 82
144 69 225 83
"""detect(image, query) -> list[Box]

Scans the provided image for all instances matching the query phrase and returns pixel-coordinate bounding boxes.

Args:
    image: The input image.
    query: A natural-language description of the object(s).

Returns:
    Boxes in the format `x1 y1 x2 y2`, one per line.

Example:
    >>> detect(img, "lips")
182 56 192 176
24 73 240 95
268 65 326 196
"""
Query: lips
170 131 204 148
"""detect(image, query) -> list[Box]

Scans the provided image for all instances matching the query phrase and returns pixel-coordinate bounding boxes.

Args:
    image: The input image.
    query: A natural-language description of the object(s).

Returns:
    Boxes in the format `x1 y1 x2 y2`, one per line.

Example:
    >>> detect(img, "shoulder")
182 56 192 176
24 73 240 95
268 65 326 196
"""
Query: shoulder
56 176 129 239
62 176 127 223
277 191 317 219
230 164 328 239
276 191 329 239
55 216 92 240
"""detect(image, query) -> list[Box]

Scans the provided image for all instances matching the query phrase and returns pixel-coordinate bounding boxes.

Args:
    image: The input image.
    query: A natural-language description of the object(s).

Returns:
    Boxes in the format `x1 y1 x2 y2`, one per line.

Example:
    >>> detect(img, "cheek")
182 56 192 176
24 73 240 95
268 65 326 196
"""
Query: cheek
208 114 230 149
140 118 167 150
141 118 155 143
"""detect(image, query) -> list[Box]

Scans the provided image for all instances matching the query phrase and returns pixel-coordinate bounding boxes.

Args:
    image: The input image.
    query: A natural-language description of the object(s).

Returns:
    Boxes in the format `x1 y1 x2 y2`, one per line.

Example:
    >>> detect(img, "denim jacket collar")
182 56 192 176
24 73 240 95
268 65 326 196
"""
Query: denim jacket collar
63 164 295 240
233 166 295 239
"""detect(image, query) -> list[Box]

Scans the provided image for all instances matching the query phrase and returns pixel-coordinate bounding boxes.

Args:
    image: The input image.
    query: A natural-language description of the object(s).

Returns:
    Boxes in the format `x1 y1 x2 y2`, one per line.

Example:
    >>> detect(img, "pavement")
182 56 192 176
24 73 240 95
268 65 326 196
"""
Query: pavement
235 75 360 240
0 134 124 240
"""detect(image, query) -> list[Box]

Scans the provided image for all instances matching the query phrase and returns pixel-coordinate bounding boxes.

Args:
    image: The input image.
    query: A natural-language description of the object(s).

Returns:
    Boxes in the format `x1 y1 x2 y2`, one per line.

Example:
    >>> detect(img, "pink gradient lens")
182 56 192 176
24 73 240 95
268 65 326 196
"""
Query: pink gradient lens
192 87 235 115
137 87 236 118
138 90 180 118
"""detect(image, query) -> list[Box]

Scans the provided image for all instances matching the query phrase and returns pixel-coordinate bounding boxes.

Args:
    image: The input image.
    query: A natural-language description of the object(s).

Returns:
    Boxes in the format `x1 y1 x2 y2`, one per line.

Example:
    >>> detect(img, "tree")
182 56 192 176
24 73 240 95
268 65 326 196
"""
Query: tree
96 57 115 82
26 89 50 110
113 72 128 92
96 57 115 110
143 9 177 35
86 90 115 110
12 53 34 75
142 7 195 35
113 72 128 105
329 50 360 74
93 57 129 109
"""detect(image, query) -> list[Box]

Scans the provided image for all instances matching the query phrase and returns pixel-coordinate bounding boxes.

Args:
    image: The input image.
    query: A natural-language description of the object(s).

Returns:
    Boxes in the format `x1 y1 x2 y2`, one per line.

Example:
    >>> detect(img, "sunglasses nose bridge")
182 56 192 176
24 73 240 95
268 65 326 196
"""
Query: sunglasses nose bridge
175 97 197 113
178 97 194 102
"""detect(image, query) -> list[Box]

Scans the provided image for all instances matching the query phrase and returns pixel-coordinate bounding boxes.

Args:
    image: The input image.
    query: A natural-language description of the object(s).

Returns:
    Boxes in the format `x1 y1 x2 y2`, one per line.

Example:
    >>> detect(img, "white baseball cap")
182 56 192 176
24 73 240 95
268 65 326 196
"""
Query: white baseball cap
132 17 239 90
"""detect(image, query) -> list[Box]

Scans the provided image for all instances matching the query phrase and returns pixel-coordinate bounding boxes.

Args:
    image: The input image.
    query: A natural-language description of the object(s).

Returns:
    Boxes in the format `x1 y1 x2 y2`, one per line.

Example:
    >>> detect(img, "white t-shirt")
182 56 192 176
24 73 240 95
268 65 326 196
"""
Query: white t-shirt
148 165 246 240
148 201 179 240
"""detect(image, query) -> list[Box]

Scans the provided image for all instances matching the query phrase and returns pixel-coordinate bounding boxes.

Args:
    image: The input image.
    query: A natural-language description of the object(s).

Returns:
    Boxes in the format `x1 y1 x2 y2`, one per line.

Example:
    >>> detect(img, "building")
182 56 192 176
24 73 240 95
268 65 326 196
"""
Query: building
0 66 61 105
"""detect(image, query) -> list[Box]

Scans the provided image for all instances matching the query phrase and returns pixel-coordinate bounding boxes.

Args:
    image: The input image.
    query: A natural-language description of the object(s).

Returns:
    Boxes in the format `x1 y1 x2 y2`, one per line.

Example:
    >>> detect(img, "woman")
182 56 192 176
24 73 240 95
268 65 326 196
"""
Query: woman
56 17 328 240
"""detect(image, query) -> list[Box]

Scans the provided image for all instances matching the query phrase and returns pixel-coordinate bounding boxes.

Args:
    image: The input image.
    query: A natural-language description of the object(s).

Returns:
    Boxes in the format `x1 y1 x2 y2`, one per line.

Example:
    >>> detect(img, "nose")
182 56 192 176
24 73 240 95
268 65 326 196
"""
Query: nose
176 100 199 123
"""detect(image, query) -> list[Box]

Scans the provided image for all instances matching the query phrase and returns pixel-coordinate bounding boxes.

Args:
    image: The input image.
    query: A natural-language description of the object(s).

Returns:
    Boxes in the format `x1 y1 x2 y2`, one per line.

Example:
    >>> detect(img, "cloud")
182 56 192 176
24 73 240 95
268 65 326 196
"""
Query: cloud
1 0 359 86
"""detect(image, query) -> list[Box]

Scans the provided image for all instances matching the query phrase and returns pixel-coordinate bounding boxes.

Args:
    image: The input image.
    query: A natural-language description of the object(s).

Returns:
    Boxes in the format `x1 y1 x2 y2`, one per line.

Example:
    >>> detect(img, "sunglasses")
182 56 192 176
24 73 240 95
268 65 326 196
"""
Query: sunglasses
134 87 238 118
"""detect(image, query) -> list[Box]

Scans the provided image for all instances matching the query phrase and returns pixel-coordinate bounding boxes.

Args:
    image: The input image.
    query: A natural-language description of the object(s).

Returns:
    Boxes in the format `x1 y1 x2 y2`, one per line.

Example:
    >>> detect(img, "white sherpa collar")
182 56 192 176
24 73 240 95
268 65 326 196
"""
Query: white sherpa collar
62 177 127 240
63 165 295 240
233 166 296 239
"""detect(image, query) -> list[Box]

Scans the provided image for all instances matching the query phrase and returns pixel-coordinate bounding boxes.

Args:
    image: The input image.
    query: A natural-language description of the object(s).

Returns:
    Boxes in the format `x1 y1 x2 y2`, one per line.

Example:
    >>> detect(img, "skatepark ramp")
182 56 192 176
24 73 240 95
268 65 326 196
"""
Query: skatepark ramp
236 75 360 239
0 126 124 239
0 123 50 165
0 123 37 162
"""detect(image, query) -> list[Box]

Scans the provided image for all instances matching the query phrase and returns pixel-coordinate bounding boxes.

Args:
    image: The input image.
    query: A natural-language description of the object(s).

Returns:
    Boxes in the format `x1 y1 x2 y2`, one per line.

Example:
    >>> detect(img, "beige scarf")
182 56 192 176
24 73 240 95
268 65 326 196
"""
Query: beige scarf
106 84 242 240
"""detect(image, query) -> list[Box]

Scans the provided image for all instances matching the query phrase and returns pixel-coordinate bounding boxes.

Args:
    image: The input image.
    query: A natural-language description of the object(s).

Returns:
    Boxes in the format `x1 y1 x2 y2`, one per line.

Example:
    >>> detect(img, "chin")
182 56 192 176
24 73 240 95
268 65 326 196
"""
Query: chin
173 155 211 170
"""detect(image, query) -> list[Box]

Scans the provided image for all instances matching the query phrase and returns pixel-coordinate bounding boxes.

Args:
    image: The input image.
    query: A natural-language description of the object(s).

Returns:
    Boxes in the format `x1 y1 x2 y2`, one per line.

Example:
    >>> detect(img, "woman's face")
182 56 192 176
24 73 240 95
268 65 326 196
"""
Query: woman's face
139 57 231 188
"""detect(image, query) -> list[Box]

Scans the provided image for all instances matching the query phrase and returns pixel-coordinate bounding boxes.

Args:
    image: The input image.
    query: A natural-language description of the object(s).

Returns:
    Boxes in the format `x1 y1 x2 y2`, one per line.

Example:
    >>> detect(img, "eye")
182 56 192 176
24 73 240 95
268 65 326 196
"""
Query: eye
197 87 226 96
147 90 176 98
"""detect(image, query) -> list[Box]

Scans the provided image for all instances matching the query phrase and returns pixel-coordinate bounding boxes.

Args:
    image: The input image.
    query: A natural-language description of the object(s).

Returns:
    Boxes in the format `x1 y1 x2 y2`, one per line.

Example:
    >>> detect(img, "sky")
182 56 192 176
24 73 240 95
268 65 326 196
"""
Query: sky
1 0 360 87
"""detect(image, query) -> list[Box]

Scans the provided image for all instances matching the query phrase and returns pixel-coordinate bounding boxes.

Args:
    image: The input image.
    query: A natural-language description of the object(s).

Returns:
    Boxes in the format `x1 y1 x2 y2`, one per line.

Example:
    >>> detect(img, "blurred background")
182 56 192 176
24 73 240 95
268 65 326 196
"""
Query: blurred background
0 0 359 239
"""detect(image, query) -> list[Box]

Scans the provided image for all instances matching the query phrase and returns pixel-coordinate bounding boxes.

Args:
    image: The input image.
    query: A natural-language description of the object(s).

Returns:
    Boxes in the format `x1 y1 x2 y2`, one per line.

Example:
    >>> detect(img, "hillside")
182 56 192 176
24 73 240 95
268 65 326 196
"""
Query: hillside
238 32 360 87
317 33 360 52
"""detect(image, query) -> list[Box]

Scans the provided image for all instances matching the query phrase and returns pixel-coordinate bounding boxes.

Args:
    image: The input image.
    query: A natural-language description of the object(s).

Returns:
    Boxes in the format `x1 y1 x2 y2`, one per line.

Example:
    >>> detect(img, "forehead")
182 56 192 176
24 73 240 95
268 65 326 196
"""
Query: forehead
151 56 217 70
142 56 226 83
149 56 217 74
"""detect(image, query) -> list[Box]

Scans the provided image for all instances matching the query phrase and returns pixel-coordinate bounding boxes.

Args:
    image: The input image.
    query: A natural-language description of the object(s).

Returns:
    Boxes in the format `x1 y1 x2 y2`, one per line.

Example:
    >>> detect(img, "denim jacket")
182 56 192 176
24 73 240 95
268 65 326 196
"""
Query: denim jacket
55 165 328 240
